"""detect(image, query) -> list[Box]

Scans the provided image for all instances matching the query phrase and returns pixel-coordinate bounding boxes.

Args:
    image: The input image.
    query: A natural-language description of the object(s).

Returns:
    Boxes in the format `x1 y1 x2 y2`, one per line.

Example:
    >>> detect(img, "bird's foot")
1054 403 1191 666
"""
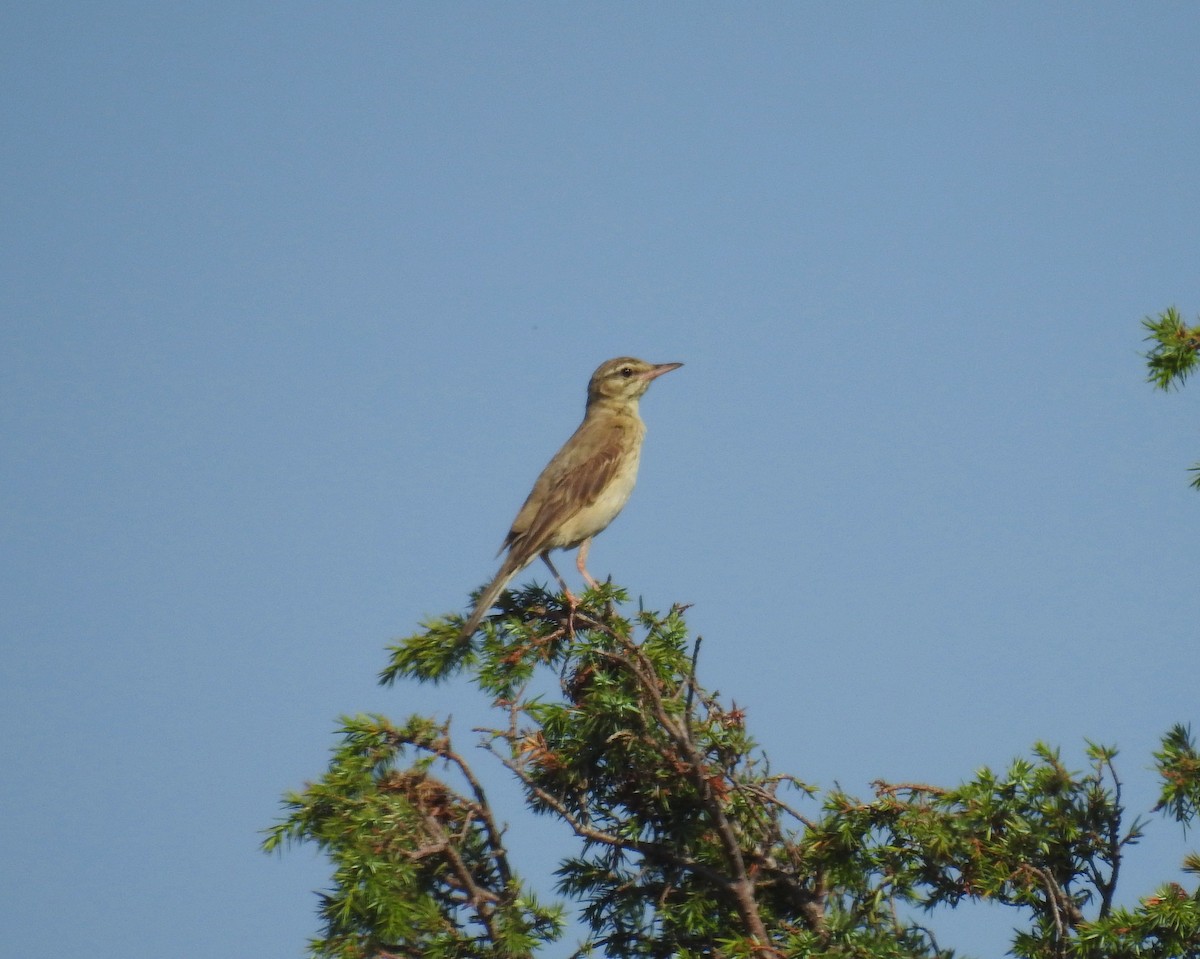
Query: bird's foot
562 586 580 637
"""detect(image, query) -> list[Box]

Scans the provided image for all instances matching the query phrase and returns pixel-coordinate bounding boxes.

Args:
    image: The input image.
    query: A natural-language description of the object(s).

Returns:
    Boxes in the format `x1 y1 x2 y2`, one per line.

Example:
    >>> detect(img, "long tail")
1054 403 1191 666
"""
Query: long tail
459 554 528 641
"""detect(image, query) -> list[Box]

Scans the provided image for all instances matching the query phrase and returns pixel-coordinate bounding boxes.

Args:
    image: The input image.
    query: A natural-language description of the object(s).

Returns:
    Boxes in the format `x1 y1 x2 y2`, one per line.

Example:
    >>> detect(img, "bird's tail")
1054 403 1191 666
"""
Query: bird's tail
459 555 525 642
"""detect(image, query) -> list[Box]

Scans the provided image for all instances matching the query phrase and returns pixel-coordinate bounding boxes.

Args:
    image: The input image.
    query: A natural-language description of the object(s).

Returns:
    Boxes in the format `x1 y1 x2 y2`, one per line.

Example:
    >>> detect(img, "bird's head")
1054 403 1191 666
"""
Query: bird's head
586 357 683 406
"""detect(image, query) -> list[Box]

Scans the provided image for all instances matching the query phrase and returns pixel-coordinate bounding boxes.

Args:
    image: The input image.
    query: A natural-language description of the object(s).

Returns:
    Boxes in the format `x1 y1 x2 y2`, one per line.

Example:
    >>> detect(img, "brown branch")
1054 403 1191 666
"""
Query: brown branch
392 720 517 899
597 636 775 955
1036 865 1065 955
481 737 739 893
1032 864 1083 957
724 778 826 935
871 780 948 798
420 812 504 944
739 781 818 831
439 743 514 891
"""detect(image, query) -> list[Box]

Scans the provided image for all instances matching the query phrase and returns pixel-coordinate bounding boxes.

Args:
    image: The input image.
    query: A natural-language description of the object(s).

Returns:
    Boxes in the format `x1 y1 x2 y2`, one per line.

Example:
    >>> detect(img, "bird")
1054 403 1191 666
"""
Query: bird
460 356 683 640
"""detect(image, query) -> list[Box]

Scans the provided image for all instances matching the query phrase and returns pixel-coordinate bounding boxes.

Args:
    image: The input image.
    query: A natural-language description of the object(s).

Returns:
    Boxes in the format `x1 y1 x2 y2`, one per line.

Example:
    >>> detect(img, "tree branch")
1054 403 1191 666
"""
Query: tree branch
481 737 740 893
595 635 775 954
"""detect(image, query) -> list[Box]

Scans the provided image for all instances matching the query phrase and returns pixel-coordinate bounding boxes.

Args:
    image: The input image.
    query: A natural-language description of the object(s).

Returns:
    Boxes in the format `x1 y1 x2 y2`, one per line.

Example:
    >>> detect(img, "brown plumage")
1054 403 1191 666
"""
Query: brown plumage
460 357 682 640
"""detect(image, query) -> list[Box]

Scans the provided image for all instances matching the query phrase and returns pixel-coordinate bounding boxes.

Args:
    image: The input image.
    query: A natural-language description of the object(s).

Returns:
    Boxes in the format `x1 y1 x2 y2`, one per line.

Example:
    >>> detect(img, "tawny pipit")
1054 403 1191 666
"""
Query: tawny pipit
460 357 682 640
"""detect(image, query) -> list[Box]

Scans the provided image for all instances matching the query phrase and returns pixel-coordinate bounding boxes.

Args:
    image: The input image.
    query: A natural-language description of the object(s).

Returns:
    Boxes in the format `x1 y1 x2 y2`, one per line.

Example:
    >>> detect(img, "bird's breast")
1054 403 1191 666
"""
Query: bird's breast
550 444 642 549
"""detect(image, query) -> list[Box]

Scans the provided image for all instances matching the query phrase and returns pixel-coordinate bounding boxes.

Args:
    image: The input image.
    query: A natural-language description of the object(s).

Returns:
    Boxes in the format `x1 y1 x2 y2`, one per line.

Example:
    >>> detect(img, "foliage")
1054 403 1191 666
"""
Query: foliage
1154 724 1200 828
1143 308 1200 392
267 586 1200 957
262 711 564 958
1142 307 1200 489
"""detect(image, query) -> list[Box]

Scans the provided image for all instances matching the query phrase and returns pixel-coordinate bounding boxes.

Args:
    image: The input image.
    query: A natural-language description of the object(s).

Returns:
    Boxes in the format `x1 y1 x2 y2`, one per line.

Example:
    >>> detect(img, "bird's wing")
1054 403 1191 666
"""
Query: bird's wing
502 417 633 562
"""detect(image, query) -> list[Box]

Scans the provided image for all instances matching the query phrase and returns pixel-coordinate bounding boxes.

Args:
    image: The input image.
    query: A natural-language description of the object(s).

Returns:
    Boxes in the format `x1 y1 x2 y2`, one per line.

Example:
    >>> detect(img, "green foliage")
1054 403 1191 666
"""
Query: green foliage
1142 307 1200 489
1143 308 1200 392
268 588 1200 957
263 713 563 958
1154 724 1200 827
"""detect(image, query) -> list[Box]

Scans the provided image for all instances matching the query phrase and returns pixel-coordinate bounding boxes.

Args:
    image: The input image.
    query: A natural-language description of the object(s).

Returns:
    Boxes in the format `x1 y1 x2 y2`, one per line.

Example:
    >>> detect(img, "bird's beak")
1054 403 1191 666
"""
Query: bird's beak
644 362 683 381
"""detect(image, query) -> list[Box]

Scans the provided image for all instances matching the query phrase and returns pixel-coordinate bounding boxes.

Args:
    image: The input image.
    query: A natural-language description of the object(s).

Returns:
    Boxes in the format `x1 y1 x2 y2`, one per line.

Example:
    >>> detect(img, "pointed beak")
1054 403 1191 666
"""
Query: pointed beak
644 362 683 382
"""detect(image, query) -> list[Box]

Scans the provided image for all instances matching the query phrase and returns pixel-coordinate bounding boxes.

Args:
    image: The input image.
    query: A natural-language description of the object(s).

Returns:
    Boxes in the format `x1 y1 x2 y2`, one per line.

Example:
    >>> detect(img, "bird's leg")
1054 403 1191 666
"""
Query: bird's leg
576 536 616 618
575 537 601 590
541 552 578 607
540 552 580 636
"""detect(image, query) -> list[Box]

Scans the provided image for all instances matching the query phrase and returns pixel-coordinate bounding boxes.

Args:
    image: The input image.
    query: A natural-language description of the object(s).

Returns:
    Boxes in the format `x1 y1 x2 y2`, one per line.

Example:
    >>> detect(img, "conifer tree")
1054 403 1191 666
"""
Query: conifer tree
265 584 1200 958
264 318 1200 956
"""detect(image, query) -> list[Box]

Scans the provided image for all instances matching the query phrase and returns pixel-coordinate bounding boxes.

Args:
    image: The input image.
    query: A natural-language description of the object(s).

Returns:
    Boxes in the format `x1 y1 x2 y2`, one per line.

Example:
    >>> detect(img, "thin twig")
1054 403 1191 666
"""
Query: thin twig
739 781 818 830
1099 752 1122 918
685 634 703 717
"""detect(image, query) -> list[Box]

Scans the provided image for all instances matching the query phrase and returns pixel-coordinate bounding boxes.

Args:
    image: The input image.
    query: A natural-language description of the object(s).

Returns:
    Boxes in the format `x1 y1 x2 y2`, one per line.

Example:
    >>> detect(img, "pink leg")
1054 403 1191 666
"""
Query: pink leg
575 537 600 590
541 552 578 606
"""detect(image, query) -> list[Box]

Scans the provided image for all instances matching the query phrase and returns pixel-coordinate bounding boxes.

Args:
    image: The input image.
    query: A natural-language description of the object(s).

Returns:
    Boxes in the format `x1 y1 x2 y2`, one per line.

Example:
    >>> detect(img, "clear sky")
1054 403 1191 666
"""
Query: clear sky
3 4 1198 957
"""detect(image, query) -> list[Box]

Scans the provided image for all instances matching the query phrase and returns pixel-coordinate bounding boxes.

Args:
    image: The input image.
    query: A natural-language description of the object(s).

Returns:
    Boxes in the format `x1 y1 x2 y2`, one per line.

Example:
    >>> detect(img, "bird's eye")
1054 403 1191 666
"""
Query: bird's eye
620 367 633 378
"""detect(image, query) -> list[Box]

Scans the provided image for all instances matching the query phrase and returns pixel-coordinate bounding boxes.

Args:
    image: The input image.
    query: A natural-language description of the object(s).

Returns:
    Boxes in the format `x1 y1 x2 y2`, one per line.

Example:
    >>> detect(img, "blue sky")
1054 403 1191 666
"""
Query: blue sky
3 4 1199 957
